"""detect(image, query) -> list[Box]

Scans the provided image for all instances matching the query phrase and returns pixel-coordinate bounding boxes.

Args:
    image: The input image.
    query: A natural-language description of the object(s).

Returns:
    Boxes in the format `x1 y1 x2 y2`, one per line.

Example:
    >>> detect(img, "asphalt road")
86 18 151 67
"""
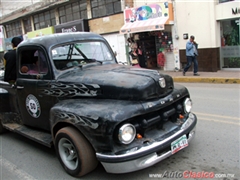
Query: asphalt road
0 83 239 180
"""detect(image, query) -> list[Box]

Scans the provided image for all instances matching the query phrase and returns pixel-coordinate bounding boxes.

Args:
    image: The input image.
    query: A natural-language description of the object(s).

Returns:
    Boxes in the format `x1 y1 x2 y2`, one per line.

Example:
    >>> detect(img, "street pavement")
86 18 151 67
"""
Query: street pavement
161 70 240 84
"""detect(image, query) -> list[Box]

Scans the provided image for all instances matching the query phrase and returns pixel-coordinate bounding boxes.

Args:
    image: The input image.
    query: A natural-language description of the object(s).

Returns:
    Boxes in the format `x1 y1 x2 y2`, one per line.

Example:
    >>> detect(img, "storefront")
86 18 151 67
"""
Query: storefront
216 2 240 70
119 2 176 70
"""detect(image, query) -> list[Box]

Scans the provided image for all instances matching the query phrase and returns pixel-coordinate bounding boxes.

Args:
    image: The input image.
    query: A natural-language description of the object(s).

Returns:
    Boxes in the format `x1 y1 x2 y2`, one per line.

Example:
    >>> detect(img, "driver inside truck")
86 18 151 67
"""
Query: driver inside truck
21 50 48 74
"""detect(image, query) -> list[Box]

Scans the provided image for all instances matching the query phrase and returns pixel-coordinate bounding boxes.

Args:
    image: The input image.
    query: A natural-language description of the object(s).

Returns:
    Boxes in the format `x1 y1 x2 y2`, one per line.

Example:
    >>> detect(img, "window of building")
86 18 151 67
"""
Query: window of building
23 17 32 34
5 21 22 37
33 9 56 30
59 0 87 24
91 0 122 18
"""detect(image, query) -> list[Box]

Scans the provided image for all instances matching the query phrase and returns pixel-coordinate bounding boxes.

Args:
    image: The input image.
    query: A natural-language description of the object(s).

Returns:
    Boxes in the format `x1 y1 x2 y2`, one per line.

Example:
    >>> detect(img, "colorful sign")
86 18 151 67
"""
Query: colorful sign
27 26 54 39
120 2 173 34
124 3 170 24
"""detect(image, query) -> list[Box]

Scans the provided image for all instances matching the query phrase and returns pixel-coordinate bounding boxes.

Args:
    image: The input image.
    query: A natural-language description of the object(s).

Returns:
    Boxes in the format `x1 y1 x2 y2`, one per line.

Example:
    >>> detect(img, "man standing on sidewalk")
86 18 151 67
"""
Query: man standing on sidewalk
183 35 200 76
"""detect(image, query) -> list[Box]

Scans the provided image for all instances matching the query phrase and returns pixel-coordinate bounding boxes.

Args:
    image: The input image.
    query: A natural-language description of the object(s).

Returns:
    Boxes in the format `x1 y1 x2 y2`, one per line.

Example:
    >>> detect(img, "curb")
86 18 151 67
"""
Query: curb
172 77 240 84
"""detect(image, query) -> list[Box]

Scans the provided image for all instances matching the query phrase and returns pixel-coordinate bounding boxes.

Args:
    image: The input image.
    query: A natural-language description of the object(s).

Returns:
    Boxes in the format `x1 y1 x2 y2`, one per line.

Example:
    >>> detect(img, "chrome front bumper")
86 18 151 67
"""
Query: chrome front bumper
97 113 197 174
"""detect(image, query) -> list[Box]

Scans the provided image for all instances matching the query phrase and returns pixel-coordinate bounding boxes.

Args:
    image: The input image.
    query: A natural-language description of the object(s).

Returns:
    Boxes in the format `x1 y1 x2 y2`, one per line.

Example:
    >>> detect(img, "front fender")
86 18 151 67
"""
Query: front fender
50 99 144 152
50 98 144 131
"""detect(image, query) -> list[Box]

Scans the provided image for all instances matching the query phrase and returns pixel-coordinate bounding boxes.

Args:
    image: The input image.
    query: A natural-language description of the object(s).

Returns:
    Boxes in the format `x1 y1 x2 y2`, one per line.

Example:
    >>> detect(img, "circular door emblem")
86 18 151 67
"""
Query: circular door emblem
26 94 41 118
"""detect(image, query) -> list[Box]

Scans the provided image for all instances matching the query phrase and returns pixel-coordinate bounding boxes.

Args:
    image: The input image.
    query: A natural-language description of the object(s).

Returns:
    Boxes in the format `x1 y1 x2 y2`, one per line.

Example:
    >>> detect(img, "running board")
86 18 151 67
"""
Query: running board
3 123 53 148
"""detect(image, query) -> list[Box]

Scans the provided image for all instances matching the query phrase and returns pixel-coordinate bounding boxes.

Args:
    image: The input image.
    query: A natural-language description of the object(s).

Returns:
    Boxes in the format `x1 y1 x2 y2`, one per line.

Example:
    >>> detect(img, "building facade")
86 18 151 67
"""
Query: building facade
176 0 240 71
0 0 239 71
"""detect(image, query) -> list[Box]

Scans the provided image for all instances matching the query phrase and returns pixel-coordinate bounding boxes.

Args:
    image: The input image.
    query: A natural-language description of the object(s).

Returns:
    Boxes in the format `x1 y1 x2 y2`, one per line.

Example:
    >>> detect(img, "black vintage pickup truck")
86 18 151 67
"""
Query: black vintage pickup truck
0 32 197 177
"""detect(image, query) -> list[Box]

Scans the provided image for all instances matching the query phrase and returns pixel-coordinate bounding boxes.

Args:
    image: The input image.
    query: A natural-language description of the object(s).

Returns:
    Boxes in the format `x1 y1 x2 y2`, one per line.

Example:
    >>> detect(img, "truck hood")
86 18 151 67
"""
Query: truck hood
50 64 174 100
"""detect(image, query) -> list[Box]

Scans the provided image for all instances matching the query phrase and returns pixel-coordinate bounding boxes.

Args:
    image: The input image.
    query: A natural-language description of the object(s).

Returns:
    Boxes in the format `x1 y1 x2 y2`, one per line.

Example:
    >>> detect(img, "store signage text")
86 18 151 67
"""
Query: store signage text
55 21 85 33
232 7 240 15
62 26 77 33
124 3 169 23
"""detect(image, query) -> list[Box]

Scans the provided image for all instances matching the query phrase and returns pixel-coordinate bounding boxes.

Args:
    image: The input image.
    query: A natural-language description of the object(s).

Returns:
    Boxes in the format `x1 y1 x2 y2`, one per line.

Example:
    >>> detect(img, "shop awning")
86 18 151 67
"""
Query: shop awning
120 17 169 34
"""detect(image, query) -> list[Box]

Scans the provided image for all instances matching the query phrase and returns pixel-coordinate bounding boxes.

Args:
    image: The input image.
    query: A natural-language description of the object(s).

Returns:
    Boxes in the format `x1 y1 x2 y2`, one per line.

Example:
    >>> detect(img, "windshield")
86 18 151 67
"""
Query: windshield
51 41 114 70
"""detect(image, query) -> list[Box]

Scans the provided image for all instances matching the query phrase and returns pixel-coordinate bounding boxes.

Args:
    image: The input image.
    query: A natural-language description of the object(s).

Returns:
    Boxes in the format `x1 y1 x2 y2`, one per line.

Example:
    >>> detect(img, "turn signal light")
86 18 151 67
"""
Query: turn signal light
179 114 184 119
136 133 142 139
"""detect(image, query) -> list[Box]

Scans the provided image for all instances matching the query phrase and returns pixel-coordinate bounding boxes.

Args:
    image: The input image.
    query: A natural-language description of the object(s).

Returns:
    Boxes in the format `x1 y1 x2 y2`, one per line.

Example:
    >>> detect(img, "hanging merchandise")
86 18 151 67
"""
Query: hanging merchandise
155 31 173 53
157 50 166 69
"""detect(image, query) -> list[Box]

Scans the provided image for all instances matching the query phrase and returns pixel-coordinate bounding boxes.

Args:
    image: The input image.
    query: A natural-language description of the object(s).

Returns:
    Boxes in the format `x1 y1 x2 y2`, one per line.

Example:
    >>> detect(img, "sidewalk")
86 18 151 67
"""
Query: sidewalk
161 70 240 84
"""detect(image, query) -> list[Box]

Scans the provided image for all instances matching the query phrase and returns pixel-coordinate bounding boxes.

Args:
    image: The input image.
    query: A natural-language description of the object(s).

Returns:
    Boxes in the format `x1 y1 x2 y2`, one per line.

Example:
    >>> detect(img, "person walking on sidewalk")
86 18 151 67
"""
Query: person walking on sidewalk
183 35 200 76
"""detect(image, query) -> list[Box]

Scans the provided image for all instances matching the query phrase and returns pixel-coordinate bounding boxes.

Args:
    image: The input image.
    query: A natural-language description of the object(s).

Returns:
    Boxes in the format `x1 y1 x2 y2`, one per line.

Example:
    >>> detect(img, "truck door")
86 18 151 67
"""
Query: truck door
16 46 57 131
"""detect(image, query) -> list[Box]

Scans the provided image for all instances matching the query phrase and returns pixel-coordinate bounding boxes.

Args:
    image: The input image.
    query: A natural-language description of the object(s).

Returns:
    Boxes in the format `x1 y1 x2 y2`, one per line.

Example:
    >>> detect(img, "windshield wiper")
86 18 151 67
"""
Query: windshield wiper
67 44 74 60
73 44 103 64
74 44 88 59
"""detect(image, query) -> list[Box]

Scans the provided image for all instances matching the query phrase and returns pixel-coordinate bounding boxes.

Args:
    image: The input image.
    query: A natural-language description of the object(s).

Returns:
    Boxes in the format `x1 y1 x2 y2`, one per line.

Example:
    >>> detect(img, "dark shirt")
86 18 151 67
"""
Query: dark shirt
4 49 17 82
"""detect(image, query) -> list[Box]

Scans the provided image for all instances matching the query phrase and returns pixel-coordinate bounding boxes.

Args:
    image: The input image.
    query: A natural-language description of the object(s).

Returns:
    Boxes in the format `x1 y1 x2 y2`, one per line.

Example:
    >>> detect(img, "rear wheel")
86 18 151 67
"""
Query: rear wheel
55 127 98 177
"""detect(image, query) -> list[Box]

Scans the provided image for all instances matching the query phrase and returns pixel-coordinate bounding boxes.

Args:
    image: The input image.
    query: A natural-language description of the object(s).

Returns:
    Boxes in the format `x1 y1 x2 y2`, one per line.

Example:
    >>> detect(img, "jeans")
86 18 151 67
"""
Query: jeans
184 56 198 74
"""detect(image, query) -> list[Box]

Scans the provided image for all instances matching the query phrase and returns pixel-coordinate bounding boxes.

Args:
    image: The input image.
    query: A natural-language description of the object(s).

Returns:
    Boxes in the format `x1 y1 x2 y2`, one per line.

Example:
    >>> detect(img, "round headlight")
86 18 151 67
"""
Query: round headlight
118 124 136 144
183 98 192 113
159 78 166 88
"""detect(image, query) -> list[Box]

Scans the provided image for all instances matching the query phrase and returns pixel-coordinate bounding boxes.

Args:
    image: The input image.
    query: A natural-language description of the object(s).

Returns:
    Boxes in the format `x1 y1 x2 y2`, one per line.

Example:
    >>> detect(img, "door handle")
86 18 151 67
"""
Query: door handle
17 86 24 89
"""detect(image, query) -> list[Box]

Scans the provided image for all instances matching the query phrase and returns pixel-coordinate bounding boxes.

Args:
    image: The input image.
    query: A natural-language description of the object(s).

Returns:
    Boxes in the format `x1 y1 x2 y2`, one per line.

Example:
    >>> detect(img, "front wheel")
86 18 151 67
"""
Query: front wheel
55 127 98 177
